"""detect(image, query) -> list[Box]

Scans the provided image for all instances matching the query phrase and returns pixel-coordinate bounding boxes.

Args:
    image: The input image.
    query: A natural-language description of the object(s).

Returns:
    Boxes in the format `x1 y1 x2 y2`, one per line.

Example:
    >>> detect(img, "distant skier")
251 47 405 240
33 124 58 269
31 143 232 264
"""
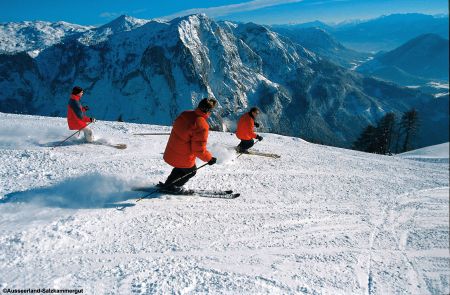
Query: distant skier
160 98 218 193
67 86 96 142
236 107 263 153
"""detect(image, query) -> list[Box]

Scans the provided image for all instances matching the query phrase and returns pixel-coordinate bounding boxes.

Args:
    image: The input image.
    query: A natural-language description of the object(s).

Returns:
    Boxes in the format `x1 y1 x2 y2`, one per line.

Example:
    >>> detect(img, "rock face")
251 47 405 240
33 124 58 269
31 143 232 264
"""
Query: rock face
0 14 447 148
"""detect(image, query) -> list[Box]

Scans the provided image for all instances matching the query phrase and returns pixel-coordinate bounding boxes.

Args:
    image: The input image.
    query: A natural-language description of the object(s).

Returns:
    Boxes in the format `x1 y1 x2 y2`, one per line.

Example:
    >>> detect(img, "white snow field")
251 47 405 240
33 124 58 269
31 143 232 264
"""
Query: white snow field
0 112 448 294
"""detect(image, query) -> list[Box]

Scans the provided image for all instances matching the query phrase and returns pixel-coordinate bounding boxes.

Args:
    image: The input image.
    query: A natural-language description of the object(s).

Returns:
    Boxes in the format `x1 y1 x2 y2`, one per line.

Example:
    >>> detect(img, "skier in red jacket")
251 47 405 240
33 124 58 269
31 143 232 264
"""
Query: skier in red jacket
67 86 96 142
160 98 218 193
236 107 263 153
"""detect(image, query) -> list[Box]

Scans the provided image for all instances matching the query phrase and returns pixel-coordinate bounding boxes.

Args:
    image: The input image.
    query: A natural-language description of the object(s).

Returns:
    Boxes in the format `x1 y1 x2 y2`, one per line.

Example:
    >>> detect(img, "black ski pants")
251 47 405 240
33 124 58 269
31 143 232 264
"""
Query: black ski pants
164 165 197 187
238 139 255 152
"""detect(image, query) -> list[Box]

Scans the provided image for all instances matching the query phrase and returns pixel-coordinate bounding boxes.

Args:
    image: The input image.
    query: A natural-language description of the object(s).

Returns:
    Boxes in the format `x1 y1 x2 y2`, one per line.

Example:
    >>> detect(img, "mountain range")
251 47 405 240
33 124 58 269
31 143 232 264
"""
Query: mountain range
357 34 449 87
0 14 447 148
285 13 449 53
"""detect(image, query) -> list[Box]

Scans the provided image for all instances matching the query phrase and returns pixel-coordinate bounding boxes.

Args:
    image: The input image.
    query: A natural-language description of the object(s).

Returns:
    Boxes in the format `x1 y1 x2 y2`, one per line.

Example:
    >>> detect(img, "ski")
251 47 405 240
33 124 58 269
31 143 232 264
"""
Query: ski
241 150 281 158
133 132 171 136
51 142 127 149
107 143 127 149
91 142 127 149
196 192 240 199
176 189 240 199
132 186 239 199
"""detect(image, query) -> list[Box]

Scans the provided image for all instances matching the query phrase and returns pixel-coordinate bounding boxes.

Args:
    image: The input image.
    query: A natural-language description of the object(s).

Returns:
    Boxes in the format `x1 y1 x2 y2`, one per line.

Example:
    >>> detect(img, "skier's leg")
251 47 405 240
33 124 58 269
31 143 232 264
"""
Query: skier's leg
174 165 197 187
164 168 183 187
81 127 94 143
238 139 254 153
164 165 197 187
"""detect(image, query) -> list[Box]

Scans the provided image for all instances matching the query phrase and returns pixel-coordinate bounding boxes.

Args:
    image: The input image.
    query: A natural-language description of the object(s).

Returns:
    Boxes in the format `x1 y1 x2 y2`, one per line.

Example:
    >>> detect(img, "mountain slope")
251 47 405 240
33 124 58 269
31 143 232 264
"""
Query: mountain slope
271 26 371 68
358 34 449 84
0 113 448 294
0 14 446 149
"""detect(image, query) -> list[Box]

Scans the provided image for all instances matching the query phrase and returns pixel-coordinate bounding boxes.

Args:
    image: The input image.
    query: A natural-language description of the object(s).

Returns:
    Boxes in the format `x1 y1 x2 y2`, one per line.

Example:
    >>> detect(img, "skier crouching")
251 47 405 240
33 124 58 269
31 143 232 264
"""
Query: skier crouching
236 107 263 153
160 98 218 193
67 86 96 142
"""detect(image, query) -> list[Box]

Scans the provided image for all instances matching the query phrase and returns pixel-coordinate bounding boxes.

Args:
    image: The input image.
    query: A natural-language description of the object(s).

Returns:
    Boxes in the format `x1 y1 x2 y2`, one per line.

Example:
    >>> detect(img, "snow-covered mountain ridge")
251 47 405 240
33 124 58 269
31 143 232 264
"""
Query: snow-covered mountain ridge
0 20 92 56
0 112 448 294
0 14 447 149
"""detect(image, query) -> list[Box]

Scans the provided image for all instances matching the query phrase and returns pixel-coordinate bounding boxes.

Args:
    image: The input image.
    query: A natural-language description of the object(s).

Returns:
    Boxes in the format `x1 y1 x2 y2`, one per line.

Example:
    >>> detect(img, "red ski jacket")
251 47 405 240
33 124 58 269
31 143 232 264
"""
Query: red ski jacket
67 94 91 130
236 112 257 140
164 109 213 168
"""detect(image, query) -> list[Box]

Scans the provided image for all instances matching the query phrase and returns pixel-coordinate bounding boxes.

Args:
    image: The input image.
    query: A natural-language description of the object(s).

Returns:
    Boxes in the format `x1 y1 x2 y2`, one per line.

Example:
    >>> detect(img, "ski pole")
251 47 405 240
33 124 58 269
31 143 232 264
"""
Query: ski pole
136 162 210 202
53 122 92 148
133 133 171 136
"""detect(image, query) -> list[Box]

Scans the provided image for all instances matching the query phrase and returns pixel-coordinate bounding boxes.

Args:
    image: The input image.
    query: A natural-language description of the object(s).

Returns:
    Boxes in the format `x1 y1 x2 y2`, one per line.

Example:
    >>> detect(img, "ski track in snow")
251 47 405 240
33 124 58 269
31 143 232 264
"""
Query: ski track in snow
0 113 448 294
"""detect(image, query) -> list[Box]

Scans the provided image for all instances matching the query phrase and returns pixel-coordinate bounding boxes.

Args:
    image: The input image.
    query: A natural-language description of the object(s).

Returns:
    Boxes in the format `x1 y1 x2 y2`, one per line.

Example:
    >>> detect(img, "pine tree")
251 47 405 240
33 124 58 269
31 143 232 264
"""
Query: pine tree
353 113 397 155
400 109 420 152
352 124 377 152
374 112 396 155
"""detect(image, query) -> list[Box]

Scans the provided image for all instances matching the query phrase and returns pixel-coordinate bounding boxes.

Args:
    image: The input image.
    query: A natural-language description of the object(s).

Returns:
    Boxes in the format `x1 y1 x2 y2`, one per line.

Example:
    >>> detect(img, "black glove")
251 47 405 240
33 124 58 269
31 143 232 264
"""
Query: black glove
254 122 260 128
90 117 96 123
208 157 217 165
256 135 263 141
83 105 89 111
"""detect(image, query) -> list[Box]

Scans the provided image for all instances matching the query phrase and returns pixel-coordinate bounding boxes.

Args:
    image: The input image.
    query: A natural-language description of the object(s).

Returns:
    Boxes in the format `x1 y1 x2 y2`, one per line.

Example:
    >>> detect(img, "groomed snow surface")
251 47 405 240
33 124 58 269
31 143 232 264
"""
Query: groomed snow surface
0 113 448 294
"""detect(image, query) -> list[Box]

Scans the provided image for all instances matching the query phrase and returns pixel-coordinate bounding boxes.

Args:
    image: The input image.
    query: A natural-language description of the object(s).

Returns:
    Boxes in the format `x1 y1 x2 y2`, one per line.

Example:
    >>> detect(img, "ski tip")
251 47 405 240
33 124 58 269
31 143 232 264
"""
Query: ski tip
232 193 240 198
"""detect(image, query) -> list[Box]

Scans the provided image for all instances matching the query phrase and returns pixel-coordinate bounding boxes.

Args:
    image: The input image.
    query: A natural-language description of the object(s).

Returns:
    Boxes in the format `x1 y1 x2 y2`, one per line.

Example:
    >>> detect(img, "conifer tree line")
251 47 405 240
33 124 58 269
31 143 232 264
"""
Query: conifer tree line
352 108 420 155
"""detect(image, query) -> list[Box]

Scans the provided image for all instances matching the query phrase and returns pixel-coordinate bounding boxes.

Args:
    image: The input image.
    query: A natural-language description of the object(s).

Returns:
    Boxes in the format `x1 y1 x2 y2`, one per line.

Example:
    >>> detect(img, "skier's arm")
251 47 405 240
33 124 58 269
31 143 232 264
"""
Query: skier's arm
247 117 257 139
77 101 91 122
82 116 92 123
191 117 213 162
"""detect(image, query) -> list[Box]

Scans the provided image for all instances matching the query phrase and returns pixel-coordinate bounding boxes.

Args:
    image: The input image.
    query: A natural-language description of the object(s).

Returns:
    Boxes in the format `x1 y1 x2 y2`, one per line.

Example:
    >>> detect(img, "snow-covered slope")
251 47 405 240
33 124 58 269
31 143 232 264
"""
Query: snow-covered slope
0 113 448 294
399 142 449 163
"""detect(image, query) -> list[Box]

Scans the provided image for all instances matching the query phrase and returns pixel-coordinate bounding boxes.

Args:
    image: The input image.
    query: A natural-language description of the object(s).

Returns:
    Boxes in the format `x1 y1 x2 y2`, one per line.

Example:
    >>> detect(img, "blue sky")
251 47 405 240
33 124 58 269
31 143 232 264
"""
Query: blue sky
0 0 448 26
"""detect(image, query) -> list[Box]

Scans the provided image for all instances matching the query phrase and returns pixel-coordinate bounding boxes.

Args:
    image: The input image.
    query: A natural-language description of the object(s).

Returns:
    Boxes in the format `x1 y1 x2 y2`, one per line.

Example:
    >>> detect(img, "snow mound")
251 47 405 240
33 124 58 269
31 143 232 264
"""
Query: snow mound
399 142 449 163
